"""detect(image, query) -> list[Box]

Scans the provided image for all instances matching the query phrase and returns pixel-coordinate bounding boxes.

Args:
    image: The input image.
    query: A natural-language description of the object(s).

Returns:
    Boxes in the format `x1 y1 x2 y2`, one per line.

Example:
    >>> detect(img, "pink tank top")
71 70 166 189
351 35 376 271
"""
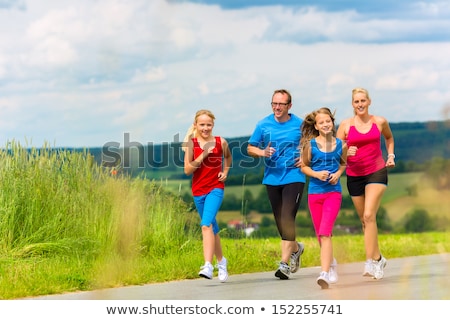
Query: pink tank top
346 121 385 176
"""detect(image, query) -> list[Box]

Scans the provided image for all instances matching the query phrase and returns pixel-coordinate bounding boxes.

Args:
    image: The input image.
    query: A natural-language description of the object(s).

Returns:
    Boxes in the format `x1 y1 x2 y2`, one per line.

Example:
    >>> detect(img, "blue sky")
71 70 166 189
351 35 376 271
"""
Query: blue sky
0 0 449 147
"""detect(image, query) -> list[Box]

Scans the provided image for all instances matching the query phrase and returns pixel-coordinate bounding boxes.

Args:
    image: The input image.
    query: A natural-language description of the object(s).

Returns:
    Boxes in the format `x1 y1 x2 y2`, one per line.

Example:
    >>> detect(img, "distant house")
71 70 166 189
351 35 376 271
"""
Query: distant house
334 224 361 234
227 219 259 236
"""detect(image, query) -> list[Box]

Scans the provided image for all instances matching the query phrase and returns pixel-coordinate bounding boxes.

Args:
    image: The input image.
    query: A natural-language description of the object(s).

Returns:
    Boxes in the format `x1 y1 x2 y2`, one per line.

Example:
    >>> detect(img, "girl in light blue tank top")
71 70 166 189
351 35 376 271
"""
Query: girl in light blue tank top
300 107 347 289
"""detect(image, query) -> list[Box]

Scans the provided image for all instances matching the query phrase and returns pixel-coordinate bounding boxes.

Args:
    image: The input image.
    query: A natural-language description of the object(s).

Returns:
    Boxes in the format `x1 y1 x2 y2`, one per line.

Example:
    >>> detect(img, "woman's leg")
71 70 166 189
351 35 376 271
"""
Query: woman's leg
363 183 386 260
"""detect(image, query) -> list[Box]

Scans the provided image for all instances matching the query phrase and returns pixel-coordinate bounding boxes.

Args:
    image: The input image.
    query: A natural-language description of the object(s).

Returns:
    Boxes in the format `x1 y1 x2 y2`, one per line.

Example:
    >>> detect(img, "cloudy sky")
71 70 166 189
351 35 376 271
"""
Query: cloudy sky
1 0 449 148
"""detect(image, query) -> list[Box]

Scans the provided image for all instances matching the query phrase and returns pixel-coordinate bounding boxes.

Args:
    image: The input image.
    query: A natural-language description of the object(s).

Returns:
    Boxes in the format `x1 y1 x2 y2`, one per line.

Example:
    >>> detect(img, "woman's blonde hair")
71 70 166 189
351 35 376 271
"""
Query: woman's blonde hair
182 109 216 152
352 87 371 115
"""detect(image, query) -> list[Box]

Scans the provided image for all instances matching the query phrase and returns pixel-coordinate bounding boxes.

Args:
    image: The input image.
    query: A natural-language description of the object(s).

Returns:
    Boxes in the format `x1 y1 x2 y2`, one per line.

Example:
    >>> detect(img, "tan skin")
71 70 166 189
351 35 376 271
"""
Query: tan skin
247 91 302 265
302 112 347 274
336 91 395 262
184 113 232 265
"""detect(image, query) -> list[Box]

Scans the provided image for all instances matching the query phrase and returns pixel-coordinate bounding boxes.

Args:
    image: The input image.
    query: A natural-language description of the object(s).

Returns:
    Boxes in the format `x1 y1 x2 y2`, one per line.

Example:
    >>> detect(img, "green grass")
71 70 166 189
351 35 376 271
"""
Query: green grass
0 141 449 300
1 232 448 299
161 172 446 226
161 172 423 200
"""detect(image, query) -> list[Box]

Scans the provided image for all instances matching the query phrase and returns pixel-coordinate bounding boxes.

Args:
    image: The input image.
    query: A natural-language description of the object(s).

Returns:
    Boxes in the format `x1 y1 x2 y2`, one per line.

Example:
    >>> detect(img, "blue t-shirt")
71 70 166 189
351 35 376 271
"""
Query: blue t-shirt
307 138 343 194
248 113 306 186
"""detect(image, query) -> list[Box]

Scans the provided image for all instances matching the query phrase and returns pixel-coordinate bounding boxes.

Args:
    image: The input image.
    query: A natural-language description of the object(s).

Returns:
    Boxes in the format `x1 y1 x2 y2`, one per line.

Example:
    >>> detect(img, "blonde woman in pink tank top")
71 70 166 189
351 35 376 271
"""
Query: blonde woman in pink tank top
336 88 395 280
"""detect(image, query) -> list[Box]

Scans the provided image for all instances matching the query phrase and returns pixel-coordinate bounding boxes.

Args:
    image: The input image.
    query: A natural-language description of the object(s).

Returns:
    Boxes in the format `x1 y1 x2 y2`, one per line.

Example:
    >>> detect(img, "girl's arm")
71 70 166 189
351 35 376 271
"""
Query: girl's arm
338 141 348 175
219 138 232 181
184 140 208 176
300 142 316 178
326 139 347 185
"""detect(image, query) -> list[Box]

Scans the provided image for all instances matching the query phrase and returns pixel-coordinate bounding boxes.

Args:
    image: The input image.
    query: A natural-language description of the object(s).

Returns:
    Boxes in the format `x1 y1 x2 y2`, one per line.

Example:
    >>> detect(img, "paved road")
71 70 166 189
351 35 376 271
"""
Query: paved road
30 253 449 300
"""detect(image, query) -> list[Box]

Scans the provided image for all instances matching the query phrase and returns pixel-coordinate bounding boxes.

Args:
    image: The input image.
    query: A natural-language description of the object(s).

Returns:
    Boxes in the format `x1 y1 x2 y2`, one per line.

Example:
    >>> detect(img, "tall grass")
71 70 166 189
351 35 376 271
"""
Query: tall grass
0 141 198 255
0 141 200 298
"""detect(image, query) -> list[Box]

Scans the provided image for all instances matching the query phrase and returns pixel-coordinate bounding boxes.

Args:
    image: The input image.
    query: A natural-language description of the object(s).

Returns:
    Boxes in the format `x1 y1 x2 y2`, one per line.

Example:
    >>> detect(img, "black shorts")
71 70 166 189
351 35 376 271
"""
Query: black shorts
347 167 388 196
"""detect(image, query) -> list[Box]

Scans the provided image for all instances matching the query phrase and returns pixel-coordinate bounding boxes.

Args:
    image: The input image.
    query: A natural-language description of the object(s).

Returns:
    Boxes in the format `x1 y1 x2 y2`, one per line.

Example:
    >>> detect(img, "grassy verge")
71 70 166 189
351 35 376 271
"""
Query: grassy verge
1 232 449 299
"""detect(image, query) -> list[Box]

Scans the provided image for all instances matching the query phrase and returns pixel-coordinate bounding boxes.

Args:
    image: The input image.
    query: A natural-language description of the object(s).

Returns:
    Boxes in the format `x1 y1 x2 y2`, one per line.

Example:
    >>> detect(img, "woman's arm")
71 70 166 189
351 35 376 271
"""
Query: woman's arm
336 118 350 141
376 115 395 168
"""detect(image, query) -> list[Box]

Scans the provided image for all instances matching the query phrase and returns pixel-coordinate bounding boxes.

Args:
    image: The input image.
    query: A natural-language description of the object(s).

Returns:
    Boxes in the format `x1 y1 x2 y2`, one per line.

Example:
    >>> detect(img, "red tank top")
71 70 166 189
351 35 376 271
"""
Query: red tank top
346 120 385 176
191 136 224 196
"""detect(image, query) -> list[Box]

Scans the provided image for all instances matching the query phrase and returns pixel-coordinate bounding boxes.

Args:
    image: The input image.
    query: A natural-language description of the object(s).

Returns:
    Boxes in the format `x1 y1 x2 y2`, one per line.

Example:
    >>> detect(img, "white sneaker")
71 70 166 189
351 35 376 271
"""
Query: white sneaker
317 271 330 289
329 258 338 283
372 256 387 280
363 259 374 277
199 262 213 280
217 257 228 282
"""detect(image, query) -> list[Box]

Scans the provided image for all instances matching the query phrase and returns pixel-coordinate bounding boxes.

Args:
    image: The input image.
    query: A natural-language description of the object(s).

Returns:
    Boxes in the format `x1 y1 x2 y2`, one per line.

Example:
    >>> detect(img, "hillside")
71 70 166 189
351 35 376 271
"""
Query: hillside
387 121 449 163
74 120 449 178
156 171 450 232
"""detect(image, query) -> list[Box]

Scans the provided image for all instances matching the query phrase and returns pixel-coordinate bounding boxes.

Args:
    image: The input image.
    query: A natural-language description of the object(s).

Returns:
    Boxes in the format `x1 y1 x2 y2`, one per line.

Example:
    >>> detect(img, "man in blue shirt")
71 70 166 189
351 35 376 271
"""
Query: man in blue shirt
247 89 306 280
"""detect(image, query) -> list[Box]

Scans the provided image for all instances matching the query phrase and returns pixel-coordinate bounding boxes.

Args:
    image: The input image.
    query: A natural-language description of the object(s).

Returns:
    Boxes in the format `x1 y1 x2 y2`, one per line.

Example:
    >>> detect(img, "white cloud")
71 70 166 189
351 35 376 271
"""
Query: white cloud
0 0 449 147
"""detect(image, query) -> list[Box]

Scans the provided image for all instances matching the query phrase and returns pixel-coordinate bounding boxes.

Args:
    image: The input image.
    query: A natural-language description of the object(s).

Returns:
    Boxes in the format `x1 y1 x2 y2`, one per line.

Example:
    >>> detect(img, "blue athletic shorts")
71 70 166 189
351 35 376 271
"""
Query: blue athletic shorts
193 188 224 235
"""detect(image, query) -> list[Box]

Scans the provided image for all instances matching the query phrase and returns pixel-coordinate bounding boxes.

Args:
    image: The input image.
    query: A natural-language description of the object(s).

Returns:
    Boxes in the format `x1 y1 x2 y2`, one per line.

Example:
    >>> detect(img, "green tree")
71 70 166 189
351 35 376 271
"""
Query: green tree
221 193 240 210
424 157 450 189
403 208 435 233
377 207 392 232
259 216 273 227
253 187 272 213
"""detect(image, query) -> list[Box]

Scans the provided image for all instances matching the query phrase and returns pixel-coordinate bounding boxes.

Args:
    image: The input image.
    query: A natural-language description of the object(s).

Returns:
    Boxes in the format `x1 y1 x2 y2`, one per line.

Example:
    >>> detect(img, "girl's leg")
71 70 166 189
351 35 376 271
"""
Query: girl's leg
214 233 224 262
320 236 332 272
308 194 324 244
201 225 215 263
201 189 224 263
319 192 341 269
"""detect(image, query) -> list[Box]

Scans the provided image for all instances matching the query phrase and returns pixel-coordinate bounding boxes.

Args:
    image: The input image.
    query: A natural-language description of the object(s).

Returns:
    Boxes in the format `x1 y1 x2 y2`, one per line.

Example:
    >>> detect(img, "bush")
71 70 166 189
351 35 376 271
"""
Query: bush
403 209 435 233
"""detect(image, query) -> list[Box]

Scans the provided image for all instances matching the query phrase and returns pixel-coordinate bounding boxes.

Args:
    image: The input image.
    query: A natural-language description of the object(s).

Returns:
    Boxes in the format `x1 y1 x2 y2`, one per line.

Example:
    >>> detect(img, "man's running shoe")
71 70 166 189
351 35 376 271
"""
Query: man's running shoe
275 261 290 280
290 242 305 273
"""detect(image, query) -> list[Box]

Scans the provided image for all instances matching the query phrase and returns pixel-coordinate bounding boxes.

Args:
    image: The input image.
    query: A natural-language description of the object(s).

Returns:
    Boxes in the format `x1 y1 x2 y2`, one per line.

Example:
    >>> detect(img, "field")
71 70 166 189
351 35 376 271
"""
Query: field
1 143 448 300
157 172 449 225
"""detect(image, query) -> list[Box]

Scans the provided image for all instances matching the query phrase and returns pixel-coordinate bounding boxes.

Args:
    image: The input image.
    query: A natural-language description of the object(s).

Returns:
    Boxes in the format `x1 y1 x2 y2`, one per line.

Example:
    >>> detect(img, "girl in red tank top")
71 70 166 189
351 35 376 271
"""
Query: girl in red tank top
191 136 224 196
183 109 232 282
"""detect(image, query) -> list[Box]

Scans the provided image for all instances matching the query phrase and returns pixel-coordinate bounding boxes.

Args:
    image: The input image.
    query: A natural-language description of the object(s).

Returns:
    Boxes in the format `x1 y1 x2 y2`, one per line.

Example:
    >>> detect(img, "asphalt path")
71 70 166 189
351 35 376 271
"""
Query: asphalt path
30 253 449 300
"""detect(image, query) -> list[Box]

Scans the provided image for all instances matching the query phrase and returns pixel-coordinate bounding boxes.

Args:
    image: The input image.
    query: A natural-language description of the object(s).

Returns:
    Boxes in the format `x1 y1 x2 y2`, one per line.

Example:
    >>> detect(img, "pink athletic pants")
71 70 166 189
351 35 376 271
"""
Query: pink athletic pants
308 192 342 242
